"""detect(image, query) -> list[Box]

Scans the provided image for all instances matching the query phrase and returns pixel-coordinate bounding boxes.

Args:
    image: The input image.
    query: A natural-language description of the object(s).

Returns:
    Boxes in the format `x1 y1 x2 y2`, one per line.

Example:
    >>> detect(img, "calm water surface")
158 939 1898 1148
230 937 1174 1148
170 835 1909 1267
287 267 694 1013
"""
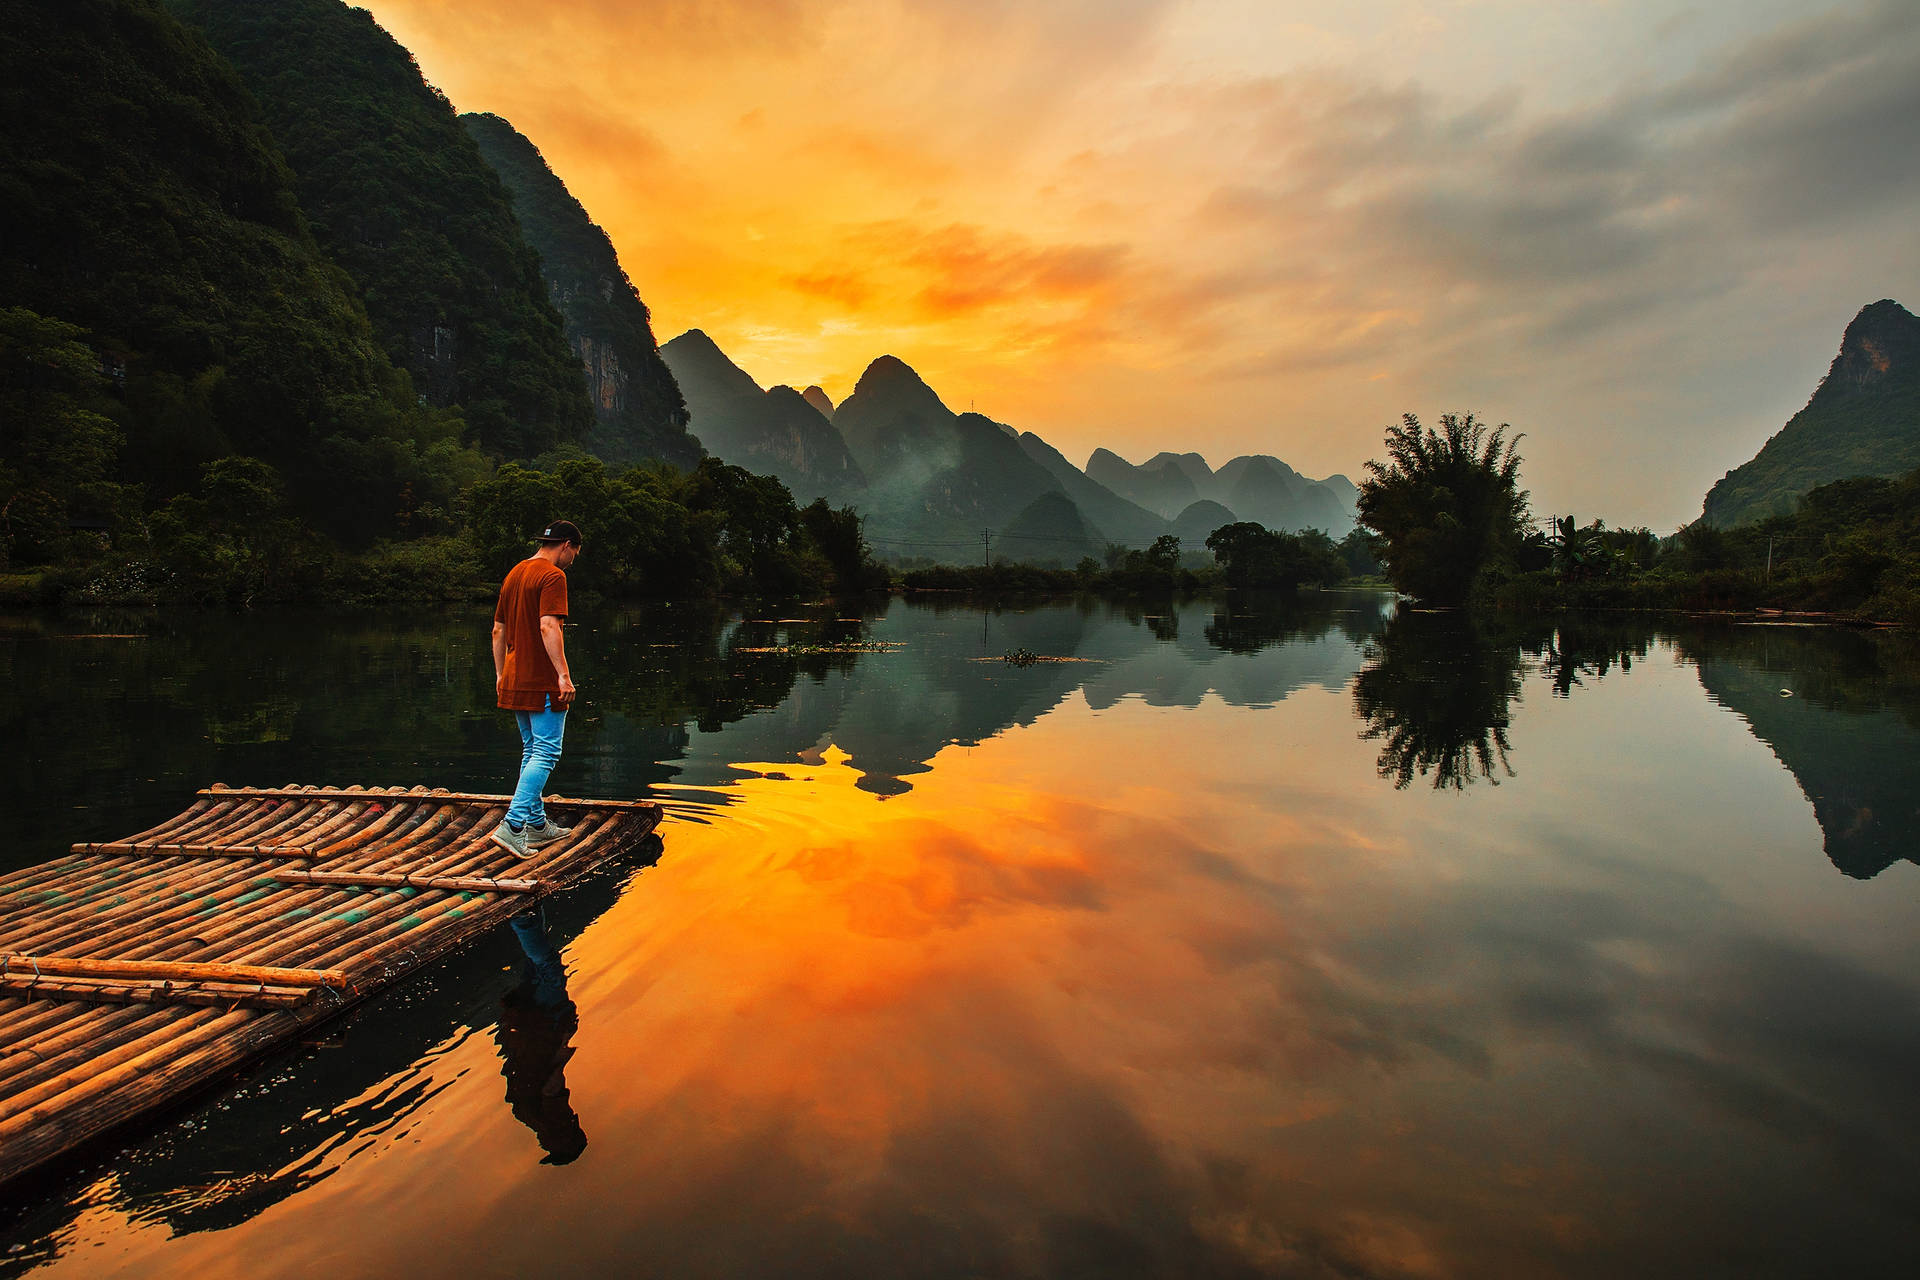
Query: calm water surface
2 596 1918 1278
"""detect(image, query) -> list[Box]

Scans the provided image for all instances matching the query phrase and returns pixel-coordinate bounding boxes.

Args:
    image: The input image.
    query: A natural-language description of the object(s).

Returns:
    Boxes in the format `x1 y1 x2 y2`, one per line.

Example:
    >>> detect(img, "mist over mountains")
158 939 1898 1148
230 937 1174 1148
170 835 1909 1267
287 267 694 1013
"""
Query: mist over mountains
664 329 1358 563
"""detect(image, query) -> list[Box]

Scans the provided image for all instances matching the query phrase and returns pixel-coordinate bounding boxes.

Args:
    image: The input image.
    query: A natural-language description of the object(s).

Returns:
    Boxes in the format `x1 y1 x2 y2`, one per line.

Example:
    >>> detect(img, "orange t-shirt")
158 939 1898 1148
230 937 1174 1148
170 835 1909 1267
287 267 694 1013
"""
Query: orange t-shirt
494 558 570 710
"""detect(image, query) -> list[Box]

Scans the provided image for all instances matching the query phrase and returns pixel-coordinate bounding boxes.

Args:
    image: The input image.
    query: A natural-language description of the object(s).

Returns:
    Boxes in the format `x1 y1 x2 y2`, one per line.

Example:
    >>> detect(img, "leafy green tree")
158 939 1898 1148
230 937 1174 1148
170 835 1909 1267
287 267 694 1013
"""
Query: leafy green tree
151 457 320 605
1205 522 1345 590
1546 515 1607 580
1336 527 1380 577
799 499 884 595
1357 412 1529 606
1145 533 1183 571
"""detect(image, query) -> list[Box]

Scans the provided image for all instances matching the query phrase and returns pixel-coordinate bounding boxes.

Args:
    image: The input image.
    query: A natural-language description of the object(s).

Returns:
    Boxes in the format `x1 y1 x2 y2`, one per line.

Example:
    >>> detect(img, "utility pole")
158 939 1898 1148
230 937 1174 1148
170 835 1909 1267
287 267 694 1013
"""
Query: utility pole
982 529 992 568
1766 535 1774 583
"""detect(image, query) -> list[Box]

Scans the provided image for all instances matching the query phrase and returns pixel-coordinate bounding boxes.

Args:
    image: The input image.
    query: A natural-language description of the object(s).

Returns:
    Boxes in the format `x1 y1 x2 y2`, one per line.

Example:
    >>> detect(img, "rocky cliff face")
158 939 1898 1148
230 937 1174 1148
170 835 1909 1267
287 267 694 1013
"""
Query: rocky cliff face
1703 299 1920 527
461 112 699 469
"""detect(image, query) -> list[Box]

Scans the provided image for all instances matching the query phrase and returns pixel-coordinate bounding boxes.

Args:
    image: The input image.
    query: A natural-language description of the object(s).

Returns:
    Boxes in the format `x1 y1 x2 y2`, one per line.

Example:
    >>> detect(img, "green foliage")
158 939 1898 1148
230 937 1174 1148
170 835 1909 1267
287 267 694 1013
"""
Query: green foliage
1205 522 1345 590
800 499 888 595
1496 465 1920 624
0 308 142 569
1357 412 1530 606
0 2 492 544
170 0 593 458
150 457 325 605
1337 527 1381 577
463 457 886 602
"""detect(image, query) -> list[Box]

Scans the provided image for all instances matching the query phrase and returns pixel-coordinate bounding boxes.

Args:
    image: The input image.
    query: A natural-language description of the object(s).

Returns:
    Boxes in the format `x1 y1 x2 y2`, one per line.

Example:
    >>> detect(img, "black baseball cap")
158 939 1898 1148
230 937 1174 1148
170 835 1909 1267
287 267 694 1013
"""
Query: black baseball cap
534 519 583 546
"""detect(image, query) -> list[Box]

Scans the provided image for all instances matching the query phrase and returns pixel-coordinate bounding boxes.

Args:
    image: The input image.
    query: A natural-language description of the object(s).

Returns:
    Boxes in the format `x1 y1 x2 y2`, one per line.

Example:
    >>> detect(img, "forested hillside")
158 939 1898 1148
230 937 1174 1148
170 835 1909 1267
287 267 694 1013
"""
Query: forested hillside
0 0 483 559
1703 300 1920 527
169 0 592 458
462 112 699 470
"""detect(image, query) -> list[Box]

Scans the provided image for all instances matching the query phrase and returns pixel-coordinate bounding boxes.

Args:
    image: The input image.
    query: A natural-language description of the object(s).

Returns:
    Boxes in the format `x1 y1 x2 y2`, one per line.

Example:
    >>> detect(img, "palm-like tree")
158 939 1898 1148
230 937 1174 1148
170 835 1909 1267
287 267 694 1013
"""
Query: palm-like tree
1357 413 1529 606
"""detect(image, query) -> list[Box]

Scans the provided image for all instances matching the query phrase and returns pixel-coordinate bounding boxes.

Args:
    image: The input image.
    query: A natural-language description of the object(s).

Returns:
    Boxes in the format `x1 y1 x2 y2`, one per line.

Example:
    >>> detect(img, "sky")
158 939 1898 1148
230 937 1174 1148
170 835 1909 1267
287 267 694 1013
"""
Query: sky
361 0 1919 529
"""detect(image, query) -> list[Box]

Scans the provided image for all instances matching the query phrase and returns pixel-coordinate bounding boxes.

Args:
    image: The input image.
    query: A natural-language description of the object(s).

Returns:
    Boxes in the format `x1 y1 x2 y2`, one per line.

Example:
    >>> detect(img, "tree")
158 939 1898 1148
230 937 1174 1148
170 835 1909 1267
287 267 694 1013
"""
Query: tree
1546 515 1605 580
1357 413 1529 606
1205 522 1345 590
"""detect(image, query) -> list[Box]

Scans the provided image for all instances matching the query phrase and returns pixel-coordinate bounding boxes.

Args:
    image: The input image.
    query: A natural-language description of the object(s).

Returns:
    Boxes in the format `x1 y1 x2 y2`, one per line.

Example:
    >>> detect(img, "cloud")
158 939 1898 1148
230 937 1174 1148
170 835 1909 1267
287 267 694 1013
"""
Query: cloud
361 0 1920 526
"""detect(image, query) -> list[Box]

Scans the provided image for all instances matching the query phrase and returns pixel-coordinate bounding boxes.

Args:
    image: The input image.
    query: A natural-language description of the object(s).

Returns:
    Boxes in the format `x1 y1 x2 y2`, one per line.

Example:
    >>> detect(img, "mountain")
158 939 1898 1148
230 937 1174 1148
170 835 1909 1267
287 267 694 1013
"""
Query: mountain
834 358 1060 532
999 491 1106 568
1017 434 1168 547
1170 501 1239 546
0 0 473 538
1703 300 1920 528
460 113 698 469
1216 455 1354 535
1088 448 1357 534
659 330 861 498
171 0 591 458
1150 452 1216 495
1087 448 1200 518
802 386 836 419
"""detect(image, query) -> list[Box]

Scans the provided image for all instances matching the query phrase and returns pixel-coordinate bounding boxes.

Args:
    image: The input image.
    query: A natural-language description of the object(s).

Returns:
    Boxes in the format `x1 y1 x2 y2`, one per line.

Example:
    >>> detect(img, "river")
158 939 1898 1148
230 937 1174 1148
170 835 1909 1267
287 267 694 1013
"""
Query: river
2 595 1917 1278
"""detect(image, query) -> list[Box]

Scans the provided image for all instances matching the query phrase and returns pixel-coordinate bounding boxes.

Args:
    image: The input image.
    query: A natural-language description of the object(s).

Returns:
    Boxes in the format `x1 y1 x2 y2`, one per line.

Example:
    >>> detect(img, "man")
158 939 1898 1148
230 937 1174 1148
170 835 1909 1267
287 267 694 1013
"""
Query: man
490 519 582 857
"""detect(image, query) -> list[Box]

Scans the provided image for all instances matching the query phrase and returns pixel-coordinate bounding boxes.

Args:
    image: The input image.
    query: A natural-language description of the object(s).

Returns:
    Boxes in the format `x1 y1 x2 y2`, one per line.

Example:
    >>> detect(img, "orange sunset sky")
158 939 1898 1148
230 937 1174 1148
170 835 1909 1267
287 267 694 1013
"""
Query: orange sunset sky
361 0 1918 529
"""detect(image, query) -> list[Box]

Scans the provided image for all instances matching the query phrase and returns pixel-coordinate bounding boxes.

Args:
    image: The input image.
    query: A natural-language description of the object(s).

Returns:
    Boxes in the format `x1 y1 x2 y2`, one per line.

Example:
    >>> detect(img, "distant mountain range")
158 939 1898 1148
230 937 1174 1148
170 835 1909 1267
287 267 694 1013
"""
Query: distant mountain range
663 330 1359 563
1703 299 1920 528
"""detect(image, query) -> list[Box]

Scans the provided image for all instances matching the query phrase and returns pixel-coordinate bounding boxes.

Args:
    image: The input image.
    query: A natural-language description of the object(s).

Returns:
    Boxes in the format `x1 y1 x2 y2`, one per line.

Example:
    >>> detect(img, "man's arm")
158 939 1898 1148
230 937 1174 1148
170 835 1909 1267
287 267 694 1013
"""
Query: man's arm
540 614 575 702
491 621 508 697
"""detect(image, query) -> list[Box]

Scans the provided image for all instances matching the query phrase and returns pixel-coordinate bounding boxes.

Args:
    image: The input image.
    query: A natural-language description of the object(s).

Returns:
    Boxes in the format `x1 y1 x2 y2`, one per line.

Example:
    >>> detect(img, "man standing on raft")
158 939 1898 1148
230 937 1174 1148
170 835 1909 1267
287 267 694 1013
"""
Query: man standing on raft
491 520 583 858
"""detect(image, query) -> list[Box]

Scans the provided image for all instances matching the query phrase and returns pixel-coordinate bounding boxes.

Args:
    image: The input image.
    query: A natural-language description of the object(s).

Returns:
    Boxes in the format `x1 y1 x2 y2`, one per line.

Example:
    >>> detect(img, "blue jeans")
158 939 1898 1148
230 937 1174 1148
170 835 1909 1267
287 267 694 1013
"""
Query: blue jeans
508 696 567 829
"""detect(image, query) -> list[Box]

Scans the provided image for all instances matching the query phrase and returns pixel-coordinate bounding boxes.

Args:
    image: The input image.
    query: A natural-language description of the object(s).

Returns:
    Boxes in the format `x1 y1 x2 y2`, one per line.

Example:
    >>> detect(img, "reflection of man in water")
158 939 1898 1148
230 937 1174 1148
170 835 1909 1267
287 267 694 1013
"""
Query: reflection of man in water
494 909 587 1164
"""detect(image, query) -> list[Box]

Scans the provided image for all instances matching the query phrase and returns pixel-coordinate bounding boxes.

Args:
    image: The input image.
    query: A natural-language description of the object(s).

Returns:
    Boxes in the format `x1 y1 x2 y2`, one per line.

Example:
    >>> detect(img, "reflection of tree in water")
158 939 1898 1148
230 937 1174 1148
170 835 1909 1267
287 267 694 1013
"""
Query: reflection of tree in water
496 909 586 1165
1202 592 1351 655
1537 619 1657 697
1352 612 1541 790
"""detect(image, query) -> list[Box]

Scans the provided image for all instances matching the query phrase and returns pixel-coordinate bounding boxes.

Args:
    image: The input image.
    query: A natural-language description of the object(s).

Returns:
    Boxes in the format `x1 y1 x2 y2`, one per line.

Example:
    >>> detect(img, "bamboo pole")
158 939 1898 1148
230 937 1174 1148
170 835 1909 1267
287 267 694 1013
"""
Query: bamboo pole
203 784 663 812
0 976 311 1010
270 870 546 894
0 1007 297 1185
71 842 315 859
0 1007 253 1133
4 861 275 960
0 1006 153 1089
0 955 346 988
0 1006 233 1126
0 1008 179 1106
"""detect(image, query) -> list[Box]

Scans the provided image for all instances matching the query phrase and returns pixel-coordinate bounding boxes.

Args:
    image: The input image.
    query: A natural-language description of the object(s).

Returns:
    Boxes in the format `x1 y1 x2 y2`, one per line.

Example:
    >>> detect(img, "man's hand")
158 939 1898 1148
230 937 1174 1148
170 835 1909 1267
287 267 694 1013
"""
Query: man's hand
540 614 574 708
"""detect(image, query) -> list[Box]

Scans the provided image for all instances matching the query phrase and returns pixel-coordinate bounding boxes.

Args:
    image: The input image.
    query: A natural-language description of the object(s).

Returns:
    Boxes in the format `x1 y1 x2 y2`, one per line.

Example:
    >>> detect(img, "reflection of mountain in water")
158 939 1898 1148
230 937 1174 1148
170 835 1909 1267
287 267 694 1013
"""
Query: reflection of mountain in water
684 593 1397 795
0 839 660 1268
1685 628 1920 879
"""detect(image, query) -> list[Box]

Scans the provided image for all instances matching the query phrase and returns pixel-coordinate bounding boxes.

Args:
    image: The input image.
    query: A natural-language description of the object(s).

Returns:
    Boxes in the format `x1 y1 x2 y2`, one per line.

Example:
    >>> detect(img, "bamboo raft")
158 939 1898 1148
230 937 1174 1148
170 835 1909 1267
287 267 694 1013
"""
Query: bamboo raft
0 783 662 1190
